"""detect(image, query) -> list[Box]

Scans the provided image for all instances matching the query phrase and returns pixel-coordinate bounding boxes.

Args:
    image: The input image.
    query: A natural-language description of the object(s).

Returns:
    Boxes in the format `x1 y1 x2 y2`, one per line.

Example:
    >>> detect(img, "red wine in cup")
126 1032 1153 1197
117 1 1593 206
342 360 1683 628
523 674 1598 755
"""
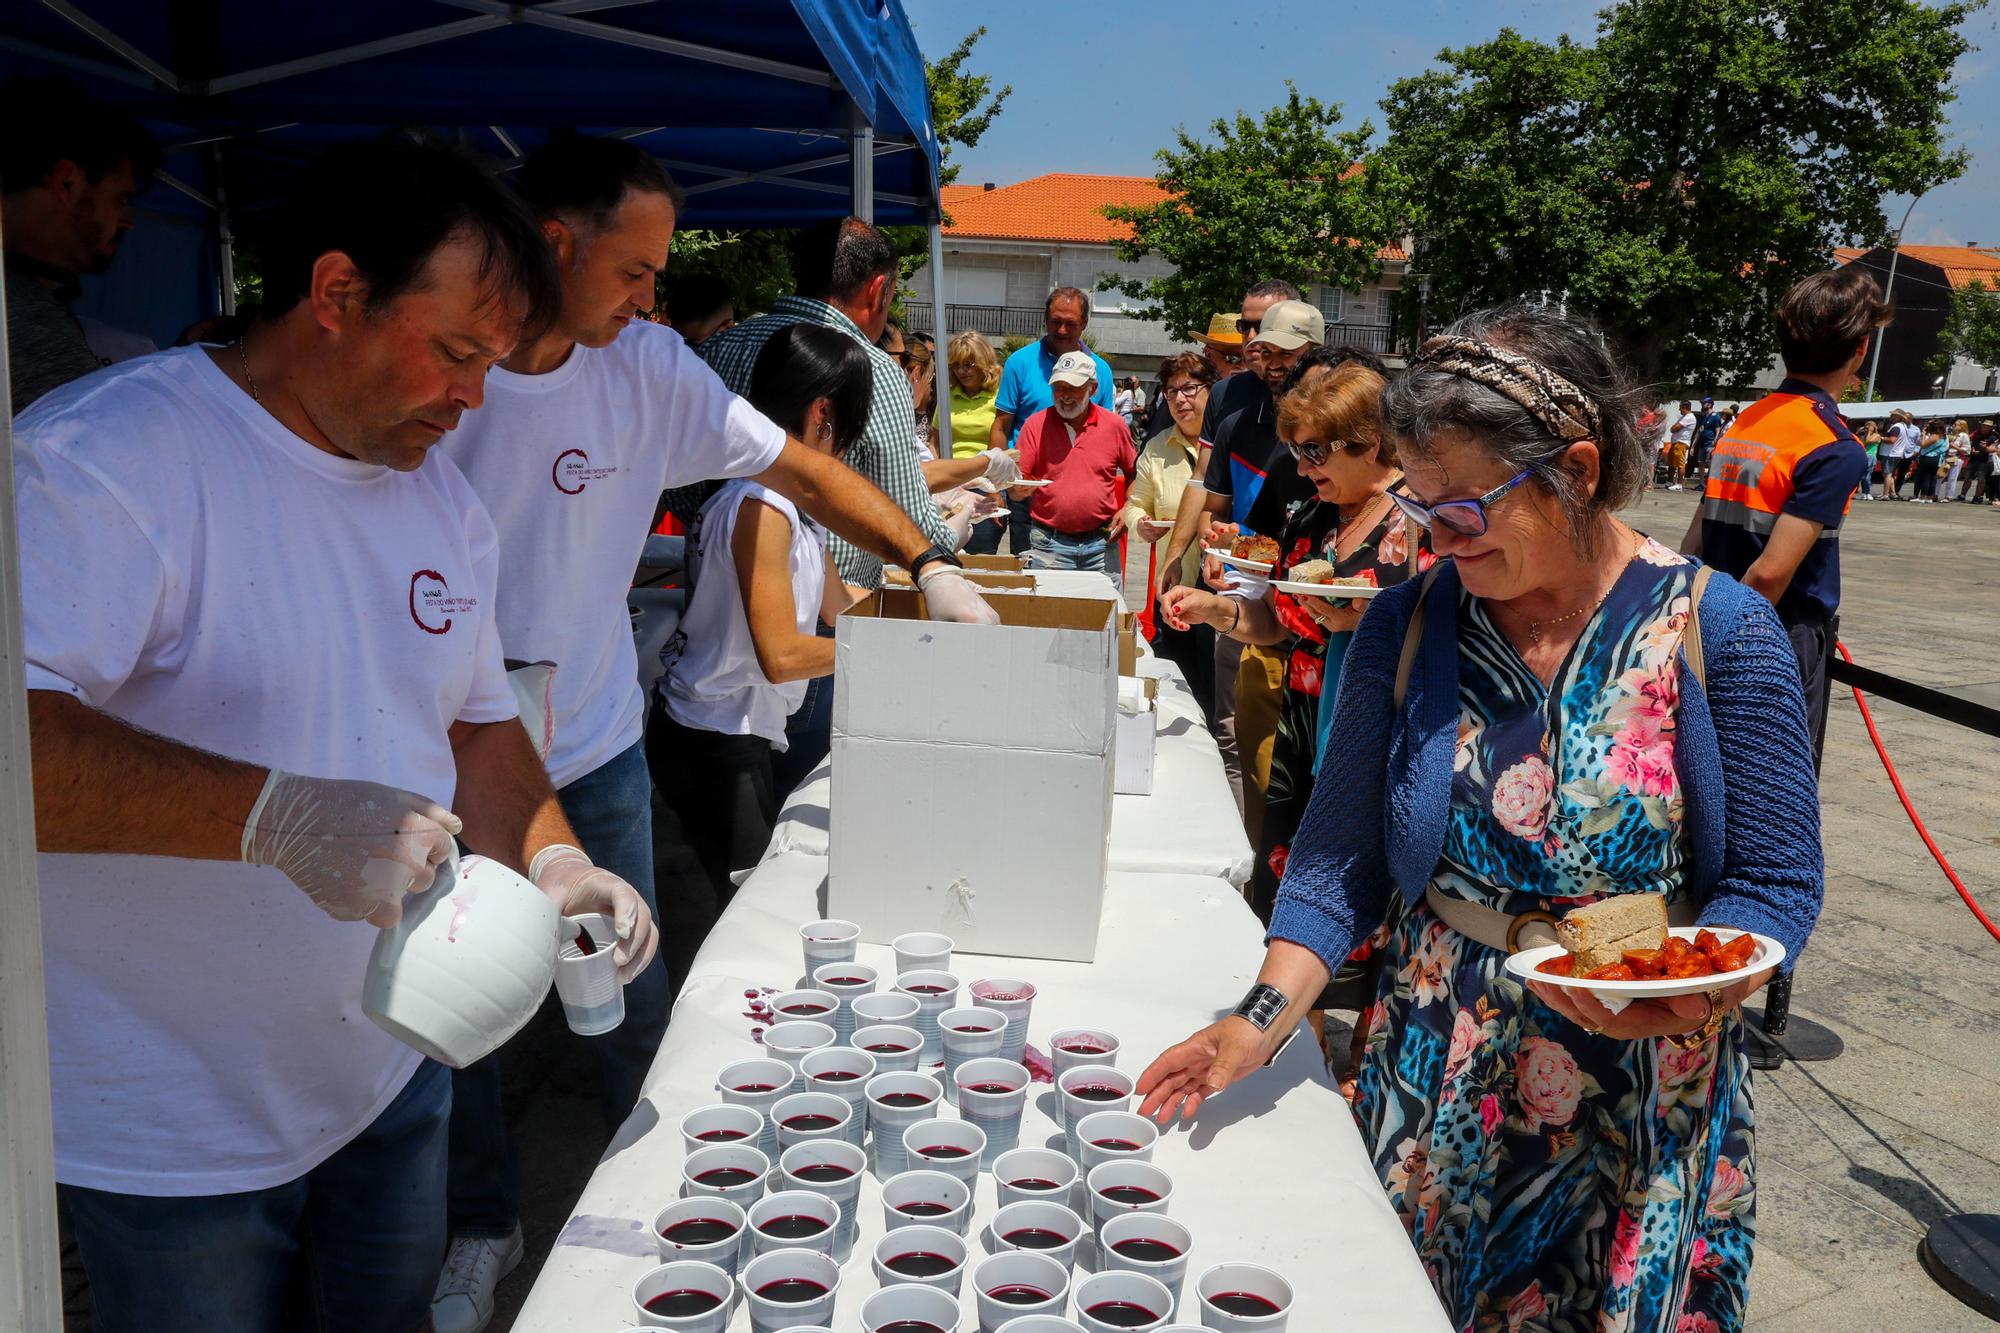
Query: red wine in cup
1091 1137 1144 1151
693 1128 748 1143
963 1082 1019 1095
1211 1291 1286 1316
1069 1084 1126 1102
878 1091 934 1109
1061 1039 1110 1056
894 1200 953 1217
791 1162 855 1184
917 1144 972 1159
1098 1184 1163 1206
821 975 869 986
661 1217 739 1245
875 1321 946 1333
885 1250 958 1278
1111 1237 1181 1262
756 1214 829 1240
1086 1300 1161 1327
903 983 950 994
572 926 596 956
732 1082 780 1094
778 1002 831 1017
987 1284 1054 1306
810 1069 861 1083
781 1113 842 1132
1000 1227 1069 1250
947 1024 999 1034
864 1042 913 1054
756 1277 831 1303
1007 1176 1064 1193
643 1289 721 1316
692 1166 759 1188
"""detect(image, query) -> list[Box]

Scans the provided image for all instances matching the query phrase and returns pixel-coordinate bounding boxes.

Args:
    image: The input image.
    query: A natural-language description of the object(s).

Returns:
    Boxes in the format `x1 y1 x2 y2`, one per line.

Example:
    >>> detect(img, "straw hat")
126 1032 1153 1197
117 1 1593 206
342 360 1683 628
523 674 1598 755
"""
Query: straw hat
1195 311 1243 347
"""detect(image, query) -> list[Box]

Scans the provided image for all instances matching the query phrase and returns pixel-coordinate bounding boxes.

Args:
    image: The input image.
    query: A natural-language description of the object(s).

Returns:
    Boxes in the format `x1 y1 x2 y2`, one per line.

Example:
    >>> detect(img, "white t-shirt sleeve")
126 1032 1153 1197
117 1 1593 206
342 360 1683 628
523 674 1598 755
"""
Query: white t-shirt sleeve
653 331 788 491
453 490 520 727
14 431 178 706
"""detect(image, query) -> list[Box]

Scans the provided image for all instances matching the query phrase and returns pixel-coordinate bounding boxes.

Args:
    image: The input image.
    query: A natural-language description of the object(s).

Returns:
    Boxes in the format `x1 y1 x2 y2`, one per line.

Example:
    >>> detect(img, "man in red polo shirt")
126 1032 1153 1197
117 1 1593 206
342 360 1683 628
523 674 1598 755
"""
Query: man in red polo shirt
1014 349 1138 575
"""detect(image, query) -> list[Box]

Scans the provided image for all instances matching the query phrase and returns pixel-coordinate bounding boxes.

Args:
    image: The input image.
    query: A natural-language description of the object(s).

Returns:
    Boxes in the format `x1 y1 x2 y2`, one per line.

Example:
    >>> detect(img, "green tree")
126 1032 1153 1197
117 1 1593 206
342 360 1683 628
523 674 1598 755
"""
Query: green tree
1102 86 1397 340
927 26 1012 191
1376 0 1981 387
1930 278 2000 379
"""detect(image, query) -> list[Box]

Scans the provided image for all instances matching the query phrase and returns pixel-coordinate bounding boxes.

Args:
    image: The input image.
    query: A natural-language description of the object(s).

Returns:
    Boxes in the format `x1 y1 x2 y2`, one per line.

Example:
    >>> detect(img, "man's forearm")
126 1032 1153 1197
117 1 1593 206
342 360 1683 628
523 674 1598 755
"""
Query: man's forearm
1162 484 1219 571
449 717 574 876
988 413 1014 452
28 690 265 859
921 455 991 493
758 441 932 568
1679 508 1704 557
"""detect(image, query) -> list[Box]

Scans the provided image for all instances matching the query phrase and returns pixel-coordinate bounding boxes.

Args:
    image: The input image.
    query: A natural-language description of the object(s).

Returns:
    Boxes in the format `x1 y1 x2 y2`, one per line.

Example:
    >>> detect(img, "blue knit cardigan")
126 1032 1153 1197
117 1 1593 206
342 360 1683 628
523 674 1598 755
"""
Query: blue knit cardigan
1268 559 1824 976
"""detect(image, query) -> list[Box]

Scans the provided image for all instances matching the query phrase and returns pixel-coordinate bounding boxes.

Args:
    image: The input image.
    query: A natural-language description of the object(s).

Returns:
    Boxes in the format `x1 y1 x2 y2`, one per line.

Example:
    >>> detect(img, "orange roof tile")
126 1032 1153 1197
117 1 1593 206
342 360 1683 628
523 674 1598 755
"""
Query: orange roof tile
1836 243 2000 290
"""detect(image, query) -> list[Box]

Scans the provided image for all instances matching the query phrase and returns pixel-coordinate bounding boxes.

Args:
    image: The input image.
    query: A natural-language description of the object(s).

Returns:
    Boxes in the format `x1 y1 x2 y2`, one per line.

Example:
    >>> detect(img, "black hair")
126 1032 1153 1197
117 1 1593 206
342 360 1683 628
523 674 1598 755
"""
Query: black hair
748 323 875 458
1045 286 1090 321
876 316 904 350
515 134 683 230
0 77 160 194
1277 343 1389 399
257 137 561 338
791 216 896 303
663 272 735 325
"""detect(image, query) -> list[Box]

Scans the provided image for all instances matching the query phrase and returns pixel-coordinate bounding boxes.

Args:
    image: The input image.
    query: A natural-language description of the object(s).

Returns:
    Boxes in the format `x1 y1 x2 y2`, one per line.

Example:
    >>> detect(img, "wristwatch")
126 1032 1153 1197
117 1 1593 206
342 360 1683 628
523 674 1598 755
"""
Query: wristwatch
908 544 963 582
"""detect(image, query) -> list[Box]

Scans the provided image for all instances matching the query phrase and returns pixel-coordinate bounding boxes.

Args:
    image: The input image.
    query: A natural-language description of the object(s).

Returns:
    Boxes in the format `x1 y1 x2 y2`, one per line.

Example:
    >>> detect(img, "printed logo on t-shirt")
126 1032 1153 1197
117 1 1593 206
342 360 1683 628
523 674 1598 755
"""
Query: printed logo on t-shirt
409 569 477 635
551 447 619 495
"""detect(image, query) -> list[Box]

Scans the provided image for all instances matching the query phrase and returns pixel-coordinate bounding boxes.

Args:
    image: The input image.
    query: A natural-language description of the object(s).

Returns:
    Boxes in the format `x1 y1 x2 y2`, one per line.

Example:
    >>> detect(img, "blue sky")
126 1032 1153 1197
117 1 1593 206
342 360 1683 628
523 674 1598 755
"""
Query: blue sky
901 0 2000 249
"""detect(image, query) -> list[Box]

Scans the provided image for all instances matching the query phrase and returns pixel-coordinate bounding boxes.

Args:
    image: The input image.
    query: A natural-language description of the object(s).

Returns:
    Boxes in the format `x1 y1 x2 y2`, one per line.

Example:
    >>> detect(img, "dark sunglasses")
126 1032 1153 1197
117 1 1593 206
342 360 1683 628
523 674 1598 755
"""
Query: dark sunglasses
1388 470 1533 537
1283 436 1367 467
1236 317 1262 335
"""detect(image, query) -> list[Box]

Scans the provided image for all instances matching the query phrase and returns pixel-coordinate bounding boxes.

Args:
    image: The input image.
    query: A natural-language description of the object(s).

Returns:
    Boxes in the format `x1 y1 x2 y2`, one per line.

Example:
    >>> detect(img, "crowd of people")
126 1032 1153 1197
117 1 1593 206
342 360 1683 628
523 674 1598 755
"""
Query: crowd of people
0 69 1900 1333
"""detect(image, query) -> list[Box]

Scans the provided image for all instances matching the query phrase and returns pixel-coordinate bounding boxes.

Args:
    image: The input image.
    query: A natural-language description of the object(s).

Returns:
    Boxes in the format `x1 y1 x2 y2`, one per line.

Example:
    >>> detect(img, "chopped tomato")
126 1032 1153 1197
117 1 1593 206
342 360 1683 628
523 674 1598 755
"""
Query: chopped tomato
1621 948 1666 978
1536 955 1575 977
1584 961 1637 982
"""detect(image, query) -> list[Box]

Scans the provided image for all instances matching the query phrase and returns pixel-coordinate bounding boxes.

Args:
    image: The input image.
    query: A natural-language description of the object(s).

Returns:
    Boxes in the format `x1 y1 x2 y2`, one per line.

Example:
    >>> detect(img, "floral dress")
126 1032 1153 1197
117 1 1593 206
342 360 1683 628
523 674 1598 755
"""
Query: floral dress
1353 540 1755 1333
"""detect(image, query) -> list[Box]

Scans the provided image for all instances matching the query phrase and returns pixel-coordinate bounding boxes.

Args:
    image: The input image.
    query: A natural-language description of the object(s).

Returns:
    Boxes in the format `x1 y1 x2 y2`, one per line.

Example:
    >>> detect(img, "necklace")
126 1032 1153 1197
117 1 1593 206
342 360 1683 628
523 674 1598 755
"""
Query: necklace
1516 534 1645 645
237 334 260 403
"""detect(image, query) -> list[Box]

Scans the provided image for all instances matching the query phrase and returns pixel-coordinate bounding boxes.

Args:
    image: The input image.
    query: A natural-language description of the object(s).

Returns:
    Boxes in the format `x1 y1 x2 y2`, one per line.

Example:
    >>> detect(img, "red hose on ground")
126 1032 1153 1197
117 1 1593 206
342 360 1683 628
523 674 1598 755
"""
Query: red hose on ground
1836 640 2000 943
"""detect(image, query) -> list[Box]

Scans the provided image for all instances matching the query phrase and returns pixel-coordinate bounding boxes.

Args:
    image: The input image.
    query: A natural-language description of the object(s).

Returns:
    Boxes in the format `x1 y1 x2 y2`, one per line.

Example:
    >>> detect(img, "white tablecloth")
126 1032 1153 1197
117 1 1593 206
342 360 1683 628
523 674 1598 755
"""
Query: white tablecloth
513 851 1450 1331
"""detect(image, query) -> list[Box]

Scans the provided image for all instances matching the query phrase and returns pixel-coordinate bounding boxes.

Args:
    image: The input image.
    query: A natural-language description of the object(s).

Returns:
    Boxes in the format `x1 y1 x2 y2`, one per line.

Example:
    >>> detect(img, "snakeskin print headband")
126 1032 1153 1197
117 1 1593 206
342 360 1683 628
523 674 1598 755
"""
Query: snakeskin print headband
1411 334 1605 443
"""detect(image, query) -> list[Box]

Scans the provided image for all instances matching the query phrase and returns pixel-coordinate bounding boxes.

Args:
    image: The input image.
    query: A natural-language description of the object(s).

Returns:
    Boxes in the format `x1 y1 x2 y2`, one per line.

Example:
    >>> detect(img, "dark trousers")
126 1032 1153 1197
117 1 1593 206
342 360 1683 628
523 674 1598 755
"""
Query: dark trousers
1912 455 1941 498
648 701 782 924
772 620 837 797
1786 615 1836 774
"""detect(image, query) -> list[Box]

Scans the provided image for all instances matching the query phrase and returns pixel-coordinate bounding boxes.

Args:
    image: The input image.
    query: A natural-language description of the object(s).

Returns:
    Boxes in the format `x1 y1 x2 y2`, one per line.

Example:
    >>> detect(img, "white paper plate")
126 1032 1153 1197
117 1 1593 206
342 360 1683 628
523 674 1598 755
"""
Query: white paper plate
1504 927 1784 999
1270 579 1385 600
1204 547 1273 573
1010 478 1054 487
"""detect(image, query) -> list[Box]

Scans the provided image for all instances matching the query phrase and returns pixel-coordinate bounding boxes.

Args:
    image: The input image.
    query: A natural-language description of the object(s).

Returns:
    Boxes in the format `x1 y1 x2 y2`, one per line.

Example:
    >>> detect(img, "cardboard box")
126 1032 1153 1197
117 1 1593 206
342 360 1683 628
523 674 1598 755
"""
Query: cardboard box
1114 676 1159 796
1117 611 1138 676
828 589 1118 961
885 568 1037 593
959 553 1026 572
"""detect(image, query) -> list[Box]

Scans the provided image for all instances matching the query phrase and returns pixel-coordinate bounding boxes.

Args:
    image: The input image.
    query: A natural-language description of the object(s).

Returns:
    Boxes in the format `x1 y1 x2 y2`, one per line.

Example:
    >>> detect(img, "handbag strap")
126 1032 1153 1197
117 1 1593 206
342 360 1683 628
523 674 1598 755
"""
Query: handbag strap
1683 564 1714 695
1393 564 1445 711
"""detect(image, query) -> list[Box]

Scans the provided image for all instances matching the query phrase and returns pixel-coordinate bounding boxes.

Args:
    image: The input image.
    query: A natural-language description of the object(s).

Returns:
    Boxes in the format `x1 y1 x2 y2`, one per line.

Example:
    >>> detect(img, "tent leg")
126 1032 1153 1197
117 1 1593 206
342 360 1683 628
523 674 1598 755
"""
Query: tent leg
930 223 952 457
848 97 874 221
215 148 237 317
0 225 63 1333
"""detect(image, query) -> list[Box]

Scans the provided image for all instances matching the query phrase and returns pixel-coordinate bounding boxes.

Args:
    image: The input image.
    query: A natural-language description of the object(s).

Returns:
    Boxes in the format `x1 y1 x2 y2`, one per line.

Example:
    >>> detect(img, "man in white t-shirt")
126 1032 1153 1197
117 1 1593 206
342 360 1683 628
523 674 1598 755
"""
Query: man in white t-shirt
16 139 658 1331
1666 399 1697 489
431 136 997 1330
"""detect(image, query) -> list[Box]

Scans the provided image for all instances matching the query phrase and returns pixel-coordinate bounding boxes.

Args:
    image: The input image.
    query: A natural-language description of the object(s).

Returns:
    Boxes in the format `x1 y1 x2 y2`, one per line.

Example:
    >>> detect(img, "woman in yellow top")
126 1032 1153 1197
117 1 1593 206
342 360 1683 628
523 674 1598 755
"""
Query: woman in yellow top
1119 351 1218 700
944 330 1007 554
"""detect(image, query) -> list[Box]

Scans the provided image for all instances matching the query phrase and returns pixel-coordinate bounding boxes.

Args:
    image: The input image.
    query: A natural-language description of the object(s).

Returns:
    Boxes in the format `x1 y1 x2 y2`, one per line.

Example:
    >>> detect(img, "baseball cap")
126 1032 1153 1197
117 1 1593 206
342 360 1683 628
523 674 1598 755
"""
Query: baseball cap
1196 311 1244 347
1701 395 1714 406
1049 350 1098 386
1245 300 1325 351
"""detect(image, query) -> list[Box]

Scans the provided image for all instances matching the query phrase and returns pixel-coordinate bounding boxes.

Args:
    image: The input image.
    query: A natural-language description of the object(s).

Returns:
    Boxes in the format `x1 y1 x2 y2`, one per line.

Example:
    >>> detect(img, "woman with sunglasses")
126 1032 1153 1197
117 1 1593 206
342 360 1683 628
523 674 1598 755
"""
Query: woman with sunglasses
1139 304 1824 1333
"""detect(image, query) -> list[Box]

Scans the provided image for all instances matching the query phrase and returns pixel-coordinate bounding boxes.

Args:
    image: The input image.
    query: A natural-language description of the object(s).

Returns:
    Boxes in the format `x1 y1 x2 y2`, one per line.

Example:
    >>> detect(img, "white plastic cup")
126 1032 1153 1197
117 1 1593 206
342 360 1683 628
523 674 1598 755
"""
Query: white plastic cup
859 1283 964 1333
1084 1161 1173 1240
747 1188 841 1261
953 1057 1029 1167
630 1259 735 1330
1057 1066 1134 1145
851 990 922 1039
652 1196 748 1275
939 1005 1008 1098
762 1019 837 1072
1099 1214 1192 1314
800 918 860 975
811 962 878 1044
1073 1270 1174 1332
871 1223 969 1296
778 1139 867 1261
995 1319 1088 1333
993 1147 1081 1211
1049 1028 1121 1077
741 1247 841 1333
990 1199 1086 1272
717 1057 797 1159
852 1023 923 1075
678 1103 764 1157
1074 1111 1159 1173
771 1091 852 1155
864 1071 943 1180
893 931 953 976
971 1251 1070 1333
1191 1262 1293 1330
968 977 1037 1064
682 1142 770 1209
800 1046 876 1147
880 1168 971 1238
894 970 961 1062
902 1118 986 1189
770 988 839 1027
555 928 624 1035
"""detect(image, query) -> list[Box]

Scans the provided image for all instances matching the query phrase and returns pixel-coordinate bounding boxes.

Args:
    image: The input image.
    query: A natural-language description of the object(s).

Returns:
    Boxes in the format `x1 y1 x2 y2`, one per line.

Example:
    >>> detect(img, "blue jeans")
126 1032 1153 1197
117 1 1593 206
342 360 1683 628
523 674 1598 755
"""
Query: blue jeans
447 739 669 1236
1028 524 1121 577
63 1058 451 1333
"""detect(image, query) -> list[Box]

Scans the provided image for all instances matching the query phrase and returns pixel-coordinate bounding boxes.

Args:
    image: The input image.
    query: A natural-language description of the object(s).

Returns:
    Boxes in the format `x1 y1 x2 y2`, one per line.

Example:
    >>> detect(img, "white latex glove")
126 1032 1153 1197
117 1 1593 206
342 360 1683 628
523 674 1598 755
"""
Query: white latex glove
980 448 1023 486
943 494 978 544
240 769 461 927
530 843 659 983
917 565 1001 624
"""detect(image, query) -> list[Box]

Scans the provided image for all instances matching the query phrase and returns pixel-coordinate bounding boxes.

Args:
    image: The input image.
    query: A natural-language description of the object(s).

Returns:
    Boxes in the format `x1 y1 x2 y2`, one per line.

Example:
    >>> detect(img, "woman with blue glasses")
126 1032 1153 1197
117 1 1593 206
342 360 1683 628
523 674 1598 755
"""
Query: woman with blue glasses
1139 304 1825 1333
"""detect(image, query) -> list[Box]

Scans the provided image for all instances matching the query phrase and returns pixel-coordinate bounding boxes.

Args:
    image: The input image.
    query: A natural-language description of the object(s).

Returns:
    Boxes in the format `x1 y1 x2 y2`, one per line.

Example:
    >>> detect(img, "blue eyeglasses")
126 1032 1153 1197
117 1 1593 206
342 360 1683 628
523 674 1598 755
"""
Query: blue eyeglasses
1388 470 1533 537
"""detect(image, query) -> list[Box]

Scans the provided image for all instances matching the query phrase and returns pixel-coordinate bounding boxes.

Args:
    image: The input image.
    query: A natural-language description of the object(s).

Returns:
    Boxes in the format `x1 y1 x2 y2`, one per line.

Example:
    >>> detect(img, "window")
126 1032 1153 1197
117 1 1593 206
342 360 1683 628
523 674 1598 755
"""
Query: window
1317 285 1345 325
942 268 1006 307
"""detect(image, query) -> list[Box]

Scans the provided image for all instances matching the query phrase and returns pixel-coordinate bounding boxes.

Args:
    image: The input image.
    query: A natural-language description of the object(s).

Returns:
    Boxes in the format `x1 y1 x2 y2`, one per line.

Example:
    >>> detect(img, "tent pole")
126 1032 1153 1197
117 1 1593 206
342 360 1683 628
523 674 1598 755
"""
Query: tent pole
215 147 237 317
848 97 874 221
930 222 952 456
0 221 62 1333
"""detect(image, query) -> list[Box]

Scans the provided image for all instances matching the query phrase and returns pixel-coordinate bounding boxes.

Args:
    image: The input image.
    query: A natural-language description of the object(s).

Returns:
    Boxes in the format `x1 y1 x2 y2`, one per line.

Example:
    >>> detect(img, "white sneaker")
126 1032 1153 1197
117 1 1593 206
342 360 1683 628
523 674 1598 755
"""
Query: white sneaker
431 1227 524 1333
1666 483 1684 491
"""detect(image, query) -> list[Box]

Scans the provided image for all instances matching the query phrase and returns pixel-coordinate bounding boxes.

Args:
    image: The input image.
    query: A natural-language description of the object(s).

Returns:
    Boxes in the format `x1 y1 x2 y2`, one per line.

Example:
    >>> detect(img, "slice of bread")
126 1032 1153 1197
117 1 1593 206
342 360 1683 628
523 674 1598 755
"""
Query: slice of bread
1555 894 1667 972
1289 558 1335 584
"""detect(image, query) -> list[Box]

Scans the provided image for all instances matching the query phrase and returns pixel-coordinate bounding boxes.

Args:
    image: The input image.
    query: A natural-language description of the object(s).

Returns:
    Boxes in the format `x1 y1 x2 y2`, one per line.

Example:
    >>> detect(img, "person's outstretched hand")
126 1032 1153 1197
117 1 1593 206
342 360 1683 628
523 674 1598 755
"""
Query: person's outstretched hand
916 566 1000 624
530 844 659 983
1136 1016 1272 1124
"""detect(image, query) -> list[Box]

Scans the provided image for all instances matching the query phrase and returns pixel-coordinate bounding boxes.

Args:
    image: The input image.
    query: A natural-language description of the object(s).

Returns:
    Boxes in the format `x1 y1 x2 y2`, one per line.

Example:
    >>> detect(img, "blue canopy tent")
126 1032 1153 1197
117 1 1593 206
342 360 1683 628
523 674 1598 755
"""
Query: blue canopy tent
0 3 945 1326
